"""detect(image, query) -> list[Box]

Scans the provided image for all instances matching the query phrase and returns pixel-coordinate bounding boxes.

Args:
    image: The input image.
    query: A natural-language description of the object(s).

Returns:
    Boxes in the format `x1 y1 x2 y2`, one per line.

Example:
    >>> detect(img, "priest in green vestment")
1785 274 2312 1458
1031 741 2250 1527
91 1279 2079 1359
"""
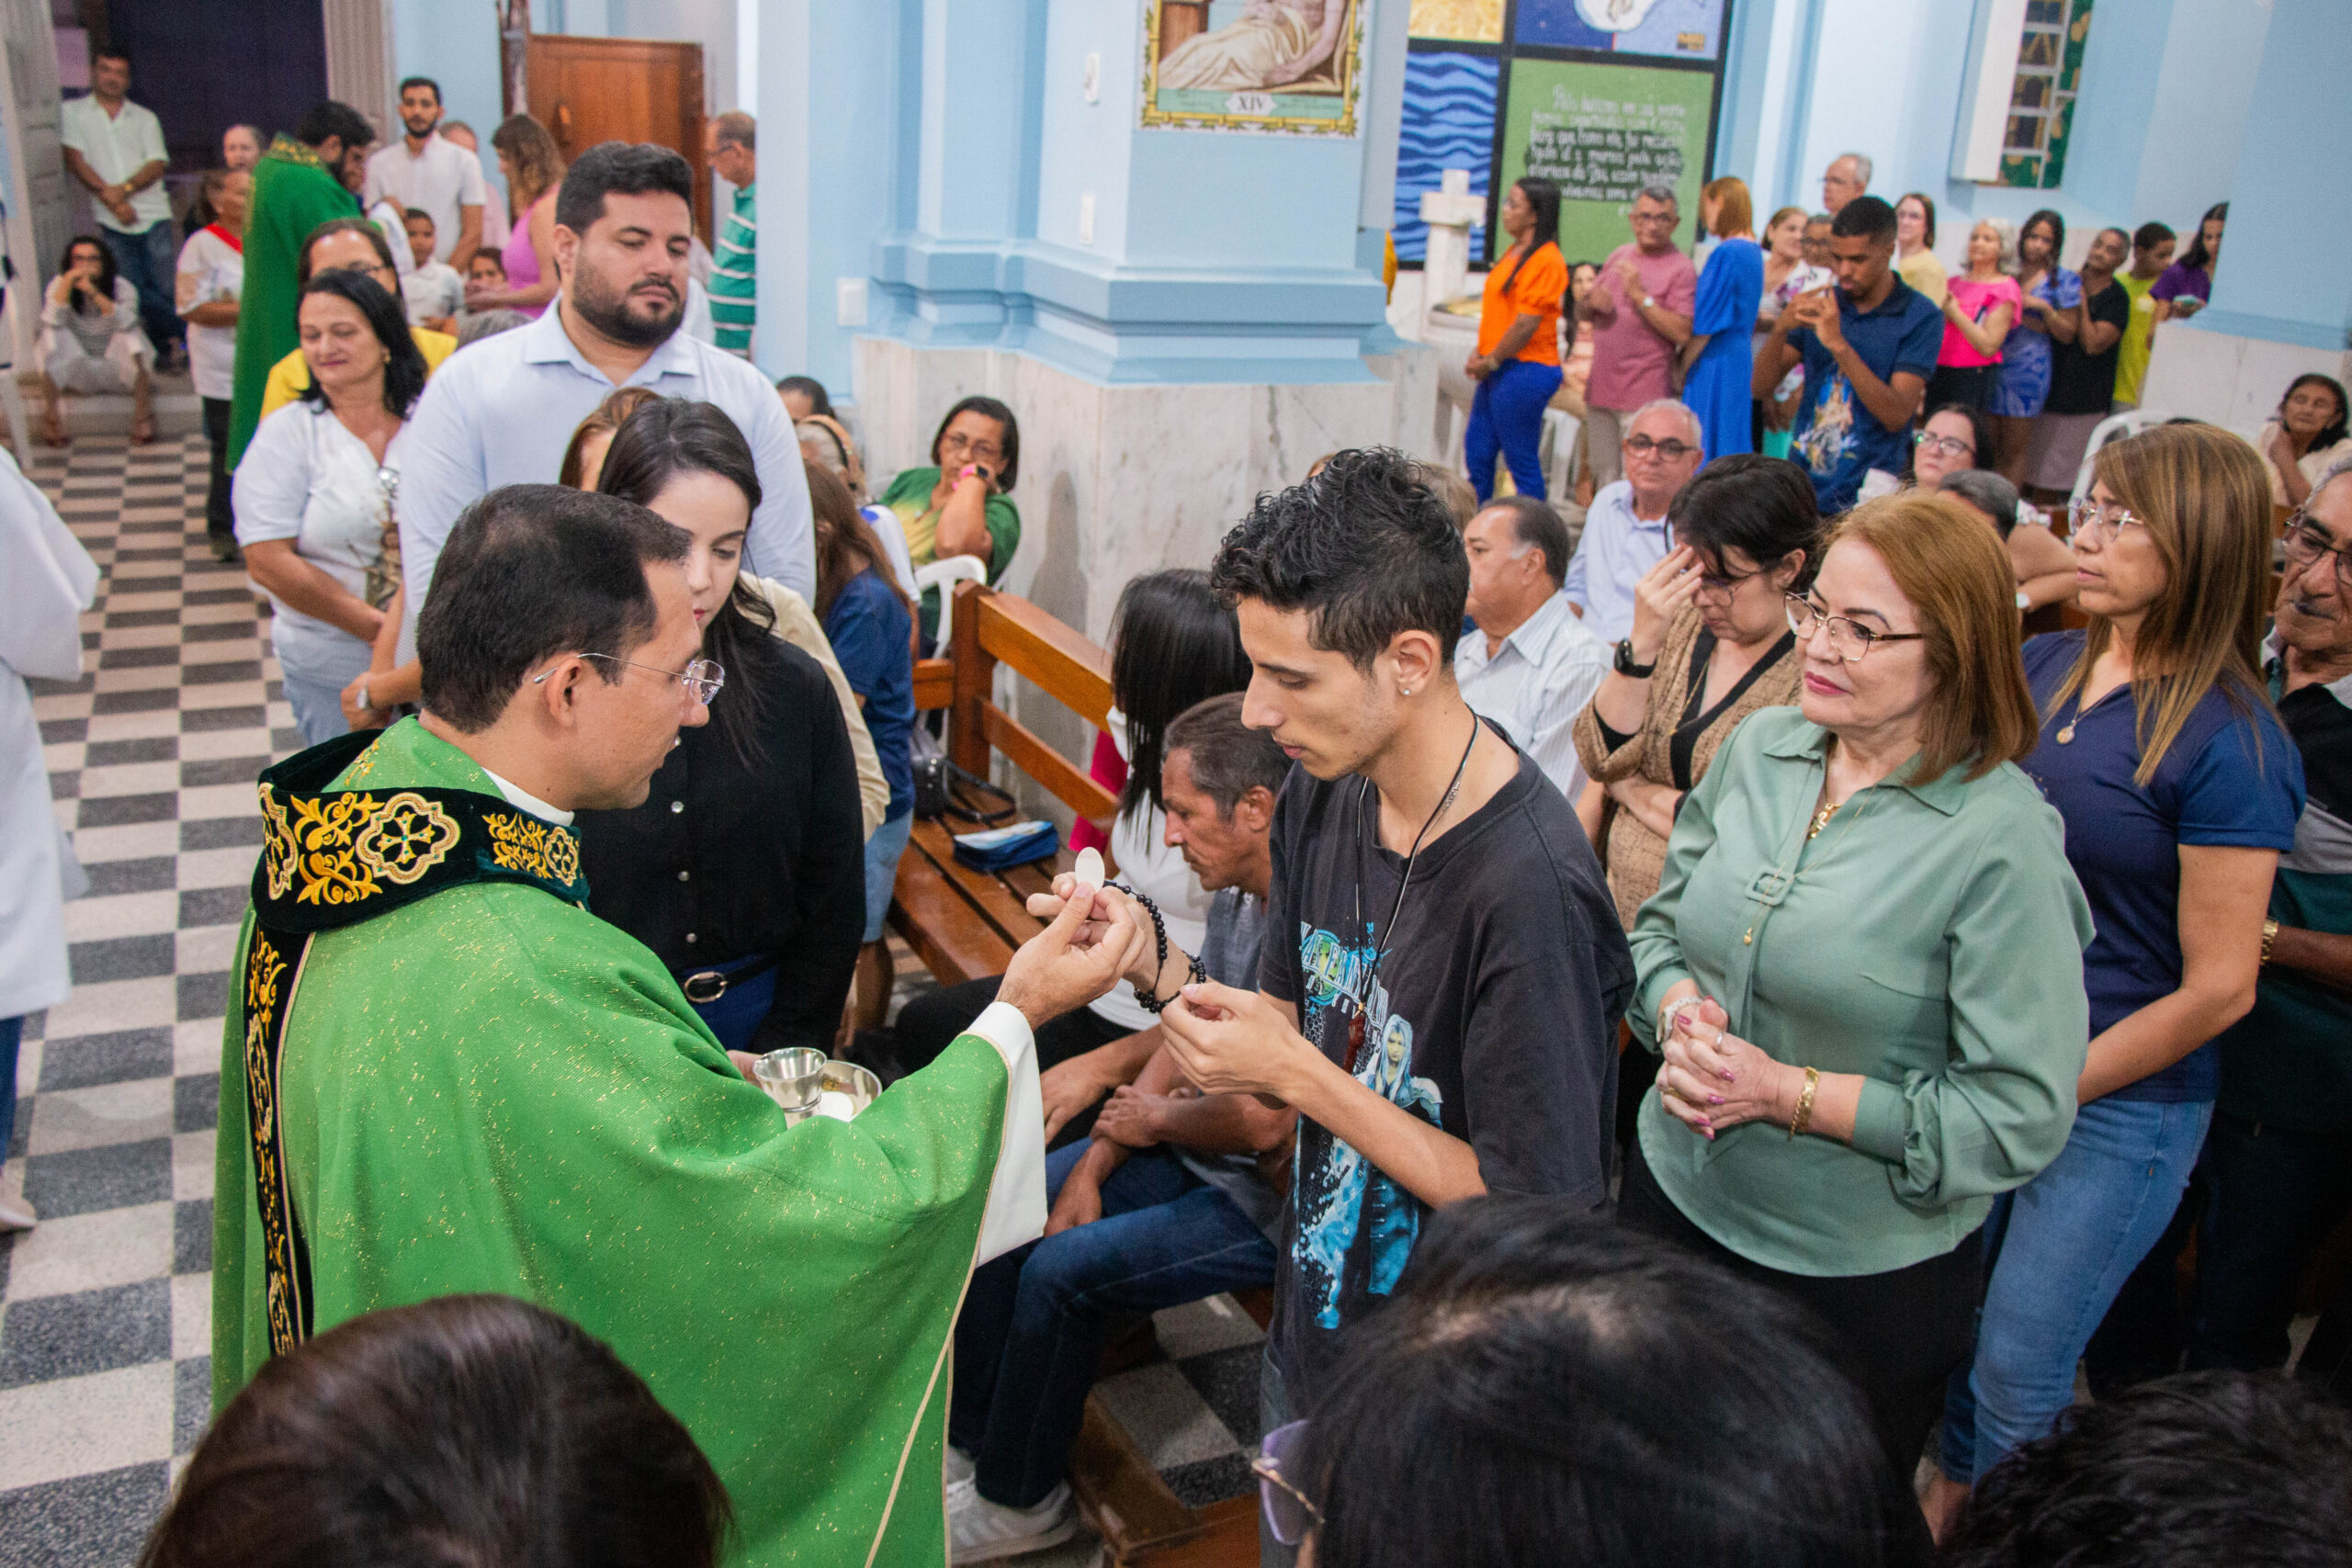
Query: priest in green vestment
225 104 371 467
214 485 1144 1567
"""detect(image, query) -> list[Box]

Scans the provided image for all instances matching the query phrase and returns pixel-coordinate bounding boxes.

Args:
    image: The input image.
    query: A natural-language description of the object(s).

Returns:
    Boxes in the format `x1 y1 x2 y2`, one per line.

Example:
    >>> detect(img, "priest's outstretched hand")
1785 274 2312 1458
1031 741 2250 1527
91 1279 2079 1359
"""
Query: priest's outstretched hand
998 877 1150 1030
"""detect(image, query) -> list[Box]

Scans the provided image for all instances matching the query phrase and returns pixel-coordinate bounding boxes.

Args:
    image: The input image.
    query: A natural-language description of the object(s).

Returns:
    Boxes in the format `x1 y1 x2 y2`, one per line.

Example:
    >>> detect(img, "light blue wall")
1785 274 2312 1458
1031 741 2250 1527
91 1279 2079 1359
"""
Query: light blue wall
2199 0 2352 349
1716 0 2278 284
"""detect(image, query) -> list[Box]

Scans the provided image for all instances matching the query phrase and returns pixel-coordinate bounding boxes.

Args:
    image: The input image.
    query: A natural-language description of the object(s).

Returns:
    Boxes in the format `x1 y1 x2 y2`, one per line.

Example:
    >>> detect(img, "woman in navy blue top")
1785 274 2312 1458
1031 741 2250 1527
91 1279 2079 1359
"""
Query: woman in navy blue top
1931 423 2303 1524
805 461 919 1030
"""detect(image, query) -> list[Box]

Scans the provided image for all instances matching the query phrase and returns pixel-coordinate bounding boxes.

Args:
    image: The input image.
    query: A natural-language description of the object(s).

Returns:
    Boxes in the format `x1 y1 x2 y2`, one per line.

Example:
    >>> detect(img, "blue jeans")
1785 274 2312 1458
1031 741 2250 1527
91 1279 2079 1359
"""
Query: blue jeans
862 806 914 943
1939 1095 2214 1482
950 1141 1279 1507
1464 357 1564 502
100 222 180 357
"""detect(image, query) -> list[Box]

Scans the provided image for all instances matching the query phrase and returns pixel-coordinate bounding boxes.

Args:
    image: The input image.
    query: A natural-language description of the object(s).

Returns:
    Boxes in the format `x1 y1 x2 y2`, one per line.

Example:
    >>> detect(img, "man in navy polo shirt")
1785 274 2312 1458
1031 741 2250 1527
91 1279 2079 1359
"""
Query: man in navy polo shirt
1754 195 1942 513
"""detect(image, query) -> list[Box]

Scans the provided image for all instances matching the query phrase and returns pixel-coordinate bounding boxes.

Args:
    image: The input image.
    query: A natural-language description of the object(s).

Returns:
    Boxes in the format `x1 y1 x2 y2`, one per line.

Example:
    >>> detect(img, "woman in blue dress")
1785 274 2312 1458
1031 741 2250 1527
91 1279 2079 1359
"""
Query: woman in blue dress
1679 176 1763 463
1991 208 2082 484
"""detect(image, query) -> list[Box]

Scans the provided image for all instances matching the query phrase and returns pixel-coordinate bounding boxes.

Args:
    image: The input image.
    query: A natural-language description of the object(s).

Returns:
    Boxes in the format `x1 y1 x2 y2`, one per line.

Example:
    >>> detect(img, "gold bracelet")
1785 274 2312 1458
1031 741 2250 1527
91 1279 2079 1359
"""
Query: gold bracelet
2260 918 2278 966
1788 1066 1819 1141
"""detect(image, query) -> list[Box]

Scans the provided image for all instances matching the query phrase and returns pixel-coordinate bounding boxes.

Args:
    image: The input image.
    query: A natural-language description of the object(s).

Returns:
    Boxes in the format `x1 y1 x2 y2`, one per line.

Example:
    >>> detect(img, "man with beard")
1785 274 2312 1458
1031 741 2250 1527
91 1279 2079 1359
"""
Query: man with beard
393 141 812 657
362 77 486 268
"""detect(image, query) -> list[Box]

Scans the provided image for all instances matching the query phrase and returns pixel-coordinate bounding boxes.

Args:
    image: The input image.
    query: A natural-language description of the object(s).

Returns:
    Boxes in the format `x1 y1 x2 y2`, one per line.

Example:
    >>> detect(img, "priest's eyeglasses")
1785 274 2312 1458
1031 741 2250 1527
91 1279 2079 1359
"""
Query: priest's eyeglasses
534 653 726 705
2282 511 2352 588
1786 594 1927 663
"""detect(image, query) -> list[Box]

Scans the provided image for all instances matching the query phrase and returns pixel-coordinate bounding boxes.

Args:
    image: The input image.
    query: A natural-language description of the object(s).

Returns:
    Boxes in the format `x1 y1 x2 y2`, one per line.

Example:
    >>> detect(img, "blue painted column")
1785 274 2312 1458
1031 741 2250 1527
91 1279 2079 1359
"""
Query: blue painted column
2197 0 2352 350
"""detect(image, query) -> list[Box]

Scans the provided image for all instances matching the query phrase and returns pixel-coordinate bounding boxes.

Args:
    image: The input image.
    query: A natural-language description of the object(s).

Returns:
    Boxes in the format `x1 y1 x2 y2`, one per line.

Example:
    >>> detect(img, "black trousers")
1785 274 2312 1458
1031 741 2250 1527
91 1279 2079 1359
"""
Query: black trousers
1619 1136 1980 1489
890 976 1131 1146
201 397 233 537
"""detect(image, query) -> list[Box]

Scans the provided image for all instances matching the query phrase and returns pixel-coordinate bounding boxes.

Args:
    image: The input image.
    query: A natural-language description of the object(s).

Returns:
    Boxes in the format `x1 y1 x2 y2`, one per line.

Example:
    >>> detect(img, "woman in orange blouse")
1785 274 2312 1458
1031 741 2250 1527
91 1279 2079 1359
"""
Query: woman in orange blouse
1464 176 1567 501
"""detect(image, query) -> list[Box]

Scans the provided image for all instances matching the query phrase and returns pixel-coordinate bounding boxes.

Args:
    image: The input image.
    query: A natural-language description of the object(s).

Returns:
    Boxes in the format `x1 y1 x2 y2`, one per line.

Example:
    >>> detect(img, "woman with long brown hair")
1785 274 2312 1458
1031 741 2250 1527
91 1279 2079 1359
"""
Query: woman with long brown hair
802 461 919 1030
1931 423 2305 1526
468 115 565 318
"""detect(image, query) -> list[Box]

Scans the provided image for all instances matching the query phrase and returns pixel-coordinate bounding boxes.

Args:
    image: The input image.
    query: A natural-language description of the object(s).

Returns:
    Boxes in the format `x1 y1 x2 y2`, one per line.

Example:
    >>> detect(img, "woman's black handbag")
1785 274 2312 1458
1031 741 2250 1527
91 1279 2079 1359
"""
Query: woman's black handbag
910 727 1017 824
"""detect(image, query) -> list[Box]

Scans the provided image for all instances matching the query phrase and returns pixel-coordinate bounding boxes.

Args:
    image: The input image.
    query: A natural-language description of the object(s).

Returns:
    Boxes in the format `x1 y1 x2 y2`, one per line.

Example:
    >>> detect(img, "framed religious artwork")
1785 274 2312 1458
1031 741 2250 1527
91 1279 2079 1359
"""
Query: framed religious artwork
1138 0 1367 136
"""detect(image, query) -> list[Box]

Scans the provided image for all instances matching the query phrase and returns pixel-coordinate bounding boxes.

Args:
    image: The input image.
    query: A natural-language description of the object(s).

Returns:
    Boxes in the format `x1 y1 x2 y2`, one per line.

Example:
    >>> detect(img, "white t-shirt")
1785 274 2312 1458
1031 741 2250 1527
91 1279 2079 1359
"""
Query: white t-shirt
175 228 243 400
59 95 170 232
403 262 464 328
1089 706 1215 1032
363 134 489 262
232 402 406 679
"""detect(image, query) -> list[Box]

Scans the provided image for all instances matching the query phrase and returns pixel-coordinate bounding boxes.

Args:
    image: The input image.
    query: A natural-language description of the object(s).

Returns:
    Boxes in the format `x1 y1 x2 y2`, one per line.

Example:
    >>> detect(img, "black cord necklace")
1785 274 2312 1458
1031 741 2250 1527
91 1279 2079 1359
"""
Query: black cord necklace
1343 712 1480 1070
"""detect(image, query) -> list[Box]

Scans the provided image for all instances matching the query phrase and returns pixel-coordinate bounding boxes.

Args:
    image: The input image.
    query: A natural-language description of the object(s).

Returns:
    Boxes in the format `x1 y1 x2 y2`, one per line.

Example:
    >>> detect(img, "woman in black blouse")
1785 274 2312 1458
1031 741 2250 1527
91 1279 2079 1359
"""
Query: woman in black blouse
576 399 865 1054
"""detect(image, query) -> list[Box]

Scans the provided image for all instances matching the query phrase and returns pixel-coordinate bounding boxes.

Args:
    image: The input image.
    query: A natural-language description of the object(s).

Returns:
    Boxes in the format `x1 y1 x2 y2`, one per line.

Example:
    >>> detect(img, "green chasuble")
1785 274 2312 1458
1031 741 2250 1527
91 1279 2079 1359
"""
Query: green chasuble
215 717 1028 1567
227 136 359 468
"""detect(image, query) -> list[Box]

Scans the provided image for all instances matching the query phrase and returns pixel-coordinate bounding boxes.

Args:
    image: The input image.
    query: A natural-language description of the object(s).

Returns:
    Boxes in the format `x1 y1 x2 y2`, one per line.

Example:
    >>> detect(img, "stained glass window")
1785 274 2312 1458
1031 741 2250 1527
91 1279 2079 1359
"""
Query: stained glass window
1996 0 2092 188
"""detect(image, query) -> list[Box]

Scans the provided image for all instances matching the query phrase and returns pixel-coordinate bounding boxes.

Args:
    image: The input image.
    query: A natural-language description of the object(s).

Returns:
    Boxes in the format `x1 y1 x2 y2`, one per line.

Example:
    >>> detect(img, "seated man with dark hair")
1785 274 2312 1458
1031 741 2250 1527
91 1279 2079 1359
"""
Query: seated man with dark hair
213 483 1143 1568
150 1294 733 1568
1269 1200 1921 1568
1942 1371 2352 1568
949 692 1297 1562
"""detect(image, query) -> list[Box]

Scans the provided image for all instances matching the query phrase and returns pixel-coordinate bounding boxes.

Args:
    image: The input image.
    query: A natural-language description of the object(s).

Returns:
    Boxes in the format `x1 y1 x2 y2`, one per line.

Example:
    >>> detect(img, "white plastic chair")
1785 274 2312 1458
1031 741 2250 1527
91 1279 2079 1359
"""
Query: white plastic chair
2068 410 2171 511
914 555 989 646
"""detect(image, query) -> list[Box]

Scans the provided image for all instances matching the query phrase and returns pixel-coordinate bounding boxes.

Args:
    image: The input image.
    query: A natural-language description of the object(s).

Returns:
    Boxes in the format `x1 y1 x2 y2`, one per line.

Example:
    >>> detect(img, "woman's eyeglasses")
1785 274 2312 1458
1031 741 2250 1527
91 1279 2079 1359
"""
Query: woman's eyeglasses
1785 595 1926 663
2066 498 2148 545
533 654 726 705
1914 431 1974 459
1253 1420 1321 1547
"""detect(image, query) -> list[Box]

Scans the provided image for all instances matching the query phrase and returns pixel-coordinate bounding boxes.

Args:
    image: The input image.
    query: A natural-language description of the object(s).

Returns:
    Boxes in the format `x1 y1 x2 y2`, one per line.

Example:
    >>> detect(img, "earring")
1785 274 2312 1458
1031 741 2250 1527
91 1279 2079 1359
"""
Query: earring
1400 686 1413 697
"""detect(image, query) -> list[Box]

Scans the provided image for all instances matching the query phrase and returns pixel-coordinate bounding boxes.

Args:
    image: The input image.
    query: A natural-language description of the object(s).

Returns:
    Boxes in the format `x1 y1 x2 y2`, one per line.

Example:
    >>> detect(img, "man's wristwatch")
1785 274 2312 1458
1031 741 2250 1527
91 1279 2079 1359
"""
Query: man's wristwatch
1614 638 1657 678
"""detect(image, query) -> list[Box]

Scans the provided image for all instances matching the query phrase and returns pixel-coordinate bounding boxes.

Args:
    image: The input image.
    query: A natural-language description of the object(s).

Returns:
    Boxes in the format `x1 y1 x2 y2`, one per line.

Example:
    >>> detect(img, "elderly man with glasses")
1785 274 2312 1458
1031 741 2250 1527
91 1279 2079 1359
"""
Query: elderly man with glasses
1561 398 1705 642
1577 185 1697 491
2188 457 2352 1392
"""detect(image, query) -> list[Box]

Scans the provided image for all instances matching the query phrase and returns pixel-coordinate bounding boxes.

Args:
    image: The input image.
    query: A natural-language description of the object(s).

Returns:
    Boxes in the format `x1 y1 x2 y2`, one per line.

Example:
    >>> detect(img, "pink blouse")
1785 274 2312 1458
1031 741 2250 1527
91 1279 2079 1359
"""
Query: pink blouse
501 193 550 319
1939 274 2022 368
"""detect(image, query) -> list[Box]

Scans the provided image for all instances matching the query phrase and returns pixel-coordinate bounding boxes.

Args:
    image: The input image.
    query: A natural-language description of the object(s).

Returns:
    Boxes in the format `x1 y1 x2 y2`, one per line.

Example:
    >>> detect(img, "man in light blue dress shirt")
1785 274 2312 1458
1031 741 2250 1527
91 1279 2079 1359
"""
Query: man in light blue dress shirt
1456 495 1612 803
394 142 811 659
1561 399 1702 643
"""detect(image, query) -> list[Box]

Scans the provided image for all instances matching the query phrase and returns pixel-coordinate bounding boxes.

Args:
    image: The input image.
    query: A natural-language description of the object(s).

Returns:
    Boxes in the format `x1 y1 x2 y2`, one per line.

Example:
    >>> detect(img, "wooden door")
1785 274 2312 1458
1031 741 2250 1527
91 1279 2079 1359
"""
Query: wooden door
525 35 708 241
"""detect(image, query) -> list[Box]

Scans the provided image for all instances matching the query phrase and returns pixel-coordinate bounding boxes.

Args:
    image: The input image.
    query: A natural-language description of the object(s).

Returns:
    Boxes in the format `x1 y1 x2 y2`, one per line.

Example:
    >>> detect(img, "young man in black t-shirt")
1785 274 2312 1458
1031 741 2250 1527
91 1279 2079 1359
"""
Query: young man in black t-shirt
1136 450 1634 1473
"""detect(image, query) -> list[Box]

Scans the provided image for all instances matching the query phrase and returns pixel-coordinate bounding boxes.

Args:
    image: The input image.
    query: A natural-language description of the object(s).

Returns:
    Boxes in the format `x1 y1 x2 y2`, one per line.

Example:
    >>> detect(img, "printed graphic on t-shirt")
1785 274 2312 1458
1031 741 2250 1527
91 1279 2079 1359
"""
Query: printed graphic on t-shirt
1795 373 1856 478
1295 919 1442 1329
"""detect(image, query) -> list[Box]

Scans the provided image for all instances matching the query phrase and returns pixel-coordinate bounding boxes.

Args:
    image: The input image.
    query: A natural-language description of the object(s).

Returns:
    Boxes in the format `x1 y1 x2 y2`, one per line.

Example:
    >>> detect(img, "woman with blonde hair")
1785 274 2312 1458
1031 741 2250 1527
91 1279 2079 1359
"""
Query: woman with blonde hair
467 115 565 319
1623 488 2094 1484
1931 423 2305 1526
1929 220 2020 412
1679 175 1762 460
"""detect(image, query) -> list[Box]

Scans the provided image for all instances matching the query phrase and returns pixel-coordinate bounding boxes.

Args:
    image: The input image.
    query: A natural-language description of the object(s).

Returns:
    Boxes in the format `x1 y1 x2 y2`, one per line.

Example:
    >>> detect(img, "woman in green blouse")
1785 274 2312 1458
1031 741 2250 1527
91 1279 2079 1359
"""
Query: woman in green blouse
1620 491 2094 1489
876 395 1022 636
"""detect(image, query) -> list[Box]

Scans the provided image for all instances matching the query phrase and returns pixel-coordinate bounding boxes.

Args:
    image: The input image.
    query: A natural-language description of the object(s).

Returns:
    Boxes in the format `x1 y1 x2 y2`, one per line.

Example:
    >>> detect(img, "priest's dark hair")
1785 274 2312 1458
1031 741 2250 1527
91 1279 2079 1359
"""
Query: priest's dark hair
595 397 786 768
1110 569 1250 817
1942 1371 2352 1568
1292 1200 1916 1568
139 1293 732 1568
417 484 692 732
1210 446 1470 668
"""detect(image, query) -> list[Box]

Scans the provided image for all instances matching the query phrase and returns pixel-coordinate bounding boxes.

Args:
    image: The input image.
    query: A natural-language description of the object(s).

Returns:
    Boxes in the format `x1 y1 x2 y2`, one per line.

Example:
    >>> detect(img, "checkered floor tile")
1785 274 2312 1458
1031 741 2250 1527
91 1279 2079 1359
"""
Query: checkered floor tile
0 434 1254 1561
1 433 284 1565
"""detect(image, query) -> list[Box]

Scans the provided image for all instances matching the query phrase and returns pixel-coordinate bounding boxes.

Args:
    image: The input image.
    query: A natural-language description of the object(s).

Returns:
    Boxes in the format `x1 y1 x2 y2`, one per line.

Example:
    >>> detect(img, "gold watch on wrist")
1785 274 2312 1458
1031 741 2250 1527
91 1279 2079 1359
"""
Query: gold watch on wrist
2261 918 2279 966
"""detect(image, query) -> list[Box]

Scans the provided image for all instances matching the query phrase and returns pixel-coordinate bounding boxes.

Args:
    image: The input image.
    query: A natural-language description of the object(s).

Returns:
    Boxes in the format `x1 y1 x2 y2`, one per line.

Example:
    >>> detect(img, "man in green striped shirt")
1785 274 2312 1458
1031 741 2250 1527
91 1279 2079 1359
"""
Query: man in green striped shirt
705 111 757 357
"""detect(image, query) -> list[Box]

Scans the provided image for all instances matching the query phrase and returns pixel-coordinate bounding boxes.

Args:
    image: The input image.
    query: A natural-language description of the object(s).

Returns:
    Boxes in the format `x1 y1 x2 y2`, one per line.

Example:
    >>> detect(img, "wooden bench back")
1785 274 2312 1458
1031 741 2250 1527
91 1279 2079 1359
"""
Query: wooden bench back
921 581 1118 838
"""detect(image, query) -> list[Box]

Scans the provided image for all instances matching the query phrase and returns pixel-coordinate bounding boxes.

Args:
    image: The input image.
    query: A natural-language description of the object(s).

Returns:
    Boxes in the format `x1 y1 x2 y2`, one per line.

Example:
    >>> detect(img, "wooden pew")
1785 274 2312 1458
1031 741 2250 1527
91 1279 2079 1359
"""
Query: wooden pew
889 581 1118 985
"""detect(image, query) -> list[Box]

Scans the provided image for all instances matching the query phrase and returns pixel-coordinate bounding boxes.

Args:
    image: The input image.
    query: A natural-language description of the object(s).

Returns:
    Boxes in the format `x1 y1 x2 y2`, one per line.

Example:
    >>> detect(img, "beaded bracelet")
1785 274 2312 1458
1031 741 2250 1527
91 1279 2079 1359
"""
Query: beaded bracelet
1113 884 1207 1014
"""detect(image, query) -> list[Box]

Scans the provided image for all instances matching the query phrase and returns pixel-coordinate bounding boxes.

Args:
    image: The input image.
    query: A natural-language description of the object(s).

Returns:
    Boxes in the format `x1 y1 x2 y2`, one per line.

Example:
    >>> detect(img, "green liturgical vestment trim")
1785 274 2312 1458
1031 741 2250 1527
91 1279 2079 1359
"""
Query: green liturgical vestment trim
216 718 1009 1566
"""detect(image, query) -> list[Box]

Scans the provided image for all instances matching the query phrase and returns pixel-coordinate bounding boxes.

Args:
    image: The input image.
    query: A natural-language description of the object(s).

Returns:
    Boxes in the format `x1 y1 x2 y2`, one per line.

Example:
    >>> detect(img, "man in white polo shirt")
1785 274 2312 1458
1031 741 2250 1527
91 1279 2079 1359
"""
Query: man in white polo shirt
394 141 812 660
1456 494 1611 804
59 48 180 365
363 77 486 268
